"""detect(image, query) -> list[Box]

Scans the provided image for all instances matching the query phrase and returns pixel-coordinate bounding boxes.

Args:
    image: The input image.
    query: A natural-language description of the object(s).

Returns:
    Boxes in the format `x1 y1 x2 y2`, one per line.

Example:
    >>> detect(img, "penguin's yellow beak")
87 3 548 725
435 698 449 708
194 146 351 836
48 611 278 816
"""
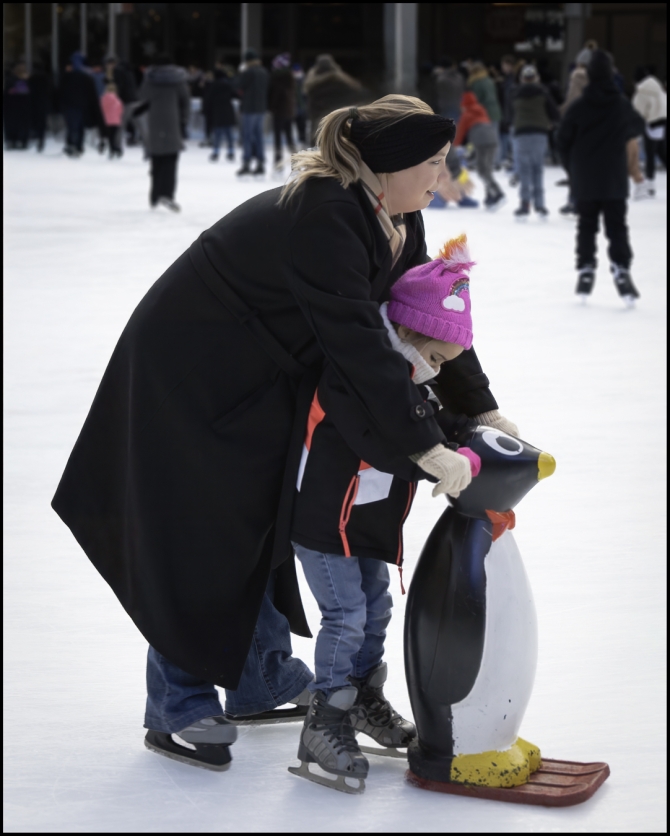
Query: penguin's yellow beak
538 452 556 480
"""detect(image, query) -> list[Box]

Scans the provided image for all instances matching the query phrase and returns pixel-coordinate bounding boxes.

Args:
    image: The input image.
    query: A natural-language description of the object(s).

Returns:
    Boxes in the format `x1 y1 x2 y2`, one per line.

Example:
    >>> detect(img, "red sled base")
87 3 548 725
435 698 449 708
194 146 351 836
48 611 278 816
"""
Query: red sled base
406 758 610 807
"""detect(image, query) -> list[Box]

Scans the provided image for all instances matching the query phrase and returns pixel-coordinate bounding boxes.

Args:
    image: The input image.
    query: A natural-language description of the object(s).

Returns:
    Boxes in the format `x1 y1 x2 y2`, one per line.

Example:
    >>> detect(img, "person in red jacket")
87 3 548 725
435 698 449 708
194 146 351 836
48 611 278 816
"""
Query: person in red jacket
453 91 505 210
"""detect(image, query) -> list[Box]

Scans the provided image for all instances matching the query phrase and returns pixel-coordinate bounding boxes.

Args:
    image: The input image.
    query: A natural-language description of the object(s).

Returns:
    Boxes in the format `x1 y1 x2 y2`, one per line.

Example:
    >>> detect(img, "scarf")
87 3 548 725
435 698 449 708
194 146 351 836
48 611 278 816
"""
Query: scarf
379 302 437 385
358 162 407 268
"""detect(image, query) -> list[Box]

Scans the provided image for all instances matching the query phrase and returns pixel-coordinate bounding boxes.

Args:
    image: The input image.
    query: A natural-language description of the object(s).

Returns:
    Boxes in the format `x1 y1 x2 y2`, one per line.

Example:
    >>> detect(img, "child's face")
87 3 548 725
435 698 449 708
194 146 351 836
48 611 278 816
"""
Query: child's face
380 143 451 213
397 326 464 372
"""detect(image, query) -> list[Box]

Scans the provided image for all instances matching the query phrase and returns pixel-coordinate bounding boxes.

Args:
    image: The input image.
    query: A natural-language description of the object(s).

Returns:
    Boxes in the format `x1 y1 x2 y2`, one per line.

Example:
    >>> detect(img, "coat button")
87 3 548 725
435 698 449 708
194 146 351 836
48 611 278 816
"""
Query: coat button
414 404 426 419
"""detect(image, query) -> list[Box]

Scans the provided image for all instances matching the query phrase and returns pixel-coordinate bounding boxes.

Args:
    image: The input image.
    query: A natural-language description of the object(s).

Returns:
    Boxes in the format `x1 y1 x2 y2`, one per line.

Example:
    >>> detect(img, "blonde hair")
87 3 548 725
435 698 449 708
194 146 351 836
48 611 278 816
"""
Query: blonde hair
279 94 434 205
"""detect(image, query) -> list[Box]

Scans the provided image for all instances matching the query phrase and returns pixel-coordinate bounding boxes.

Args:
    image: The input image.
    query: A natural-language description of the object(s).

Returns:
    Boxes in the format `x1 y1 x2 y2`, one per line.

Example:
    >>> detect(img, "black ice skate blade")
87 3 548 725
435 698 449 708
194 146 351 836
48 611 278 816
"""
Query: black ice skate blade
359 743 408 760
144 730 232 772
288 761 365 794
225 705 308 725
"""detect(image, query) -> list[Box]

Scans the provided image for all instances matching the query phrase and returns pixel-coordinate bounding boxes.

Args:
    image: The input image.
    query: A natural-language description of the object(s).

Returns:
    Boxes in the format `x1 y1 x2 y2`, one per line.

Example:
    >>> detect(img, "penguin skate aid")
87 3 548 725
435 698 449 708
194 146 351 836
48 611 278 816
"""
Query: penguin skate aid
289 235 520 794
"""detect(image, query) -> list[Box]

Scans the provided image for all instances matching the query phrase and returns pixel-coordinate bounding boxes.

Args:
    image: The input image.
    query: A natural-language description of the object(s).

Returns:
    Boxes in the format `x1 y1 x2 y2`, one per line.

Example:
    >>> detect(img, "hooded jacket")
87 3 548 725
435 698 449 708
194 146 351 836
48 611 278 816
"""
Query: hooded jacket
454 92 495 147
467 67 502 123
512 81 560 135
138 65 191 155
632 75 667 126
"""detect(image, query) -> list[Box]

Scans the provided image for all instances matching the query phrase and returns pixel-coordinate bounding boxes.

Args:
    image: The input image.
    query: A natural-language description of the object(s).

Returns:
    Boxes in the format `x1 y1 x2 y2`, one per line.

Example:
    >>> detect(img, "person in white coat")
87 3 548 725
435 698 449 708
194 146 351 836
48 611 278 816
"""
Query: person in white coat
632 65 667 197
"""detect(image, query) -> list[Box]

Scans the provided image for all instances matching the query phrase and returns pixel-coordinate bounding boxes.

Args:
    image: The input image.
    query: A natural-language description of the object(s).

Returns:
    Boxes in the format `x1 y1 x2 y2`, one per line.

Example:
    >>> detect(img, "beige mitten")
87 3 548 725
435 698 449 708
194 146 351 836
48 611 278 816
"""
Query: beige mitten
474 409 520 438
410 444 473 498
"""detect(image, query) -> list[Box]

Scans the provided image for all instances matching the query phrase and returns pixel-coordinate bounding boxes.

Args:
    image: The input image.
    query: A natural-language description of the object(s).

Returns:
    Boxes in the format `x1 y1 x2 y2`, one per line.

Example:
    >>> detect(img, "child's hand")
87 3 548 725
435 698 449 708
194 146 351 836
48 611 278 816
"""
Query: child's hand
474 409 519 438
411 444 473 498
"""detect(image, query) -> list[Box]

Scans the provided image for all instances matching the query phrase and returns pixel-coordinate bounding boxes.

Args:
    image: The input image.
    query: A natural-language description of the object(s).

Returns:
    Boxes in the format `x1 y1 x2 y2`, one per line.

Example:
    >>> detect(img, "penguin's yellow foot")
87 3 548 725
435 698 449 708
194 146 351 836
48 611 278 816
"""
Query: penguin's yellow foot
516 736 542 773
450 743 532 788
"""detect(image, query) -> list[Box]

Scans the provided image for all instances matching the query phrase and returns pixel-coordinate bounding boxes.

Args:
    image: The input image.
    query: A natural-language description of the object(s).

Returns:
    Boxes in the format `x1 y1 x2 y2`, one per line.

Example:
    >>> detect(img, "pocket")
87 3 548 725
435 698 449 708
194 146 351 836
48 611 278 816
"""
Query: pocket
211 379 274 433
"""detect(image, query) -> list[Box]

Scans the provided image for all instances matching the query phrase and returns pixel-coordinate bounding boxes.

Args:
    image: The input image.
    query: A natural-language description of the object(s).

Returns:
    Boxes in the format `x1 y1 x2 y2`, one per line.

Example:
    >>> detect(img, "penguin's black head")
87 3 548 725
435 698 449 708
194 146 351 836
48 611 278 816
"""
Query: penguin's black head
448 424 555 520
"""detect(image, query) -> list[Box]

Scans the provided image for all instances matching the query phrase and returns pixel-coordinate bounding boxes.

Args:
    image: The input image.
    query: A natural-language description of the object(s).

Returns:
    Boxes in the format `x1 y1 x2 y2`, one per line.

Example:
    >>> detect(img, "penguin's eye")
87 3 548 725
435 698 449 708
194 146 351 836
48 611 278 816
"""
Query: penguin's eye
482 430 523 456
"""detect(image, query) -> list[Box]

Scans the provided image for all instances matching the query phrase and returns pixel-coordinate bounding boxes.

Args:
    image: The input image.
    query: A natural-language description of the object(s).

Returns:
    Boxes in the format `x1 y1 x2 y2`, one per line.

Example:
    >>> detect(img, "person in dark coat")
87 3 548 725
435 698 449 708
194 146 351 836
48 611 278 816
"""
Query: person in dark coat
204 67 237 162
304 54 366 145
4 62 32 149
557 50 646 304
28 61 51 151
59 52 102 156
52 95 517 769
137 54 191 211
236 48 269 176
511 64 560 217
268 52 296 170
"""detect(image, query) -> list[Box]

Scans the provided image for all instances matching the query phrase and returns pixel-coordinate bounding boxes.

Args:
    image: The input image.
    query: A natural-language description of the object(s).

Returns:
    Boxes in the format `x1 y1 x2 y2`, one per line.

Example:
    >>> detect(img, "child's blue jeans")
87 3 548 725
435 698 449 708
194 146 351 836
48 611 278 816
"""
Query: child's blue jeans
144 571 313 733
293 542 393 695
212 126 234 155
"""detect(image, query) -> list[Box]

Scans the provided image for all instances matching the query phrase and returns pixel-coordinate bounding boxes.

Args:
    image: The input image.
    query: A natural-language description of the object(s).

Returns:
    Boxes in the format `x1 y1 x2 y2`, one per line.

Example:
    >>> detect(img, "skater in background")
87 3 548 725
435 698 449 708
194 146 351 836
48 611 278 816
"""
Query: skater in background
511 64 560 219
268 52 296 172
235 48 269 177
466 60 502 165
632 65 667 198
453 91 505 209
557 50 645 306
433 56 464 122
292 62 308 148
204 67 237 162
290 235 490 793
304 54 365 145
58 52 101 157
100 83 124 158
52 94 516 774
499 54 519 175
3 61 31 149
137 53 190 211
28 60 51 152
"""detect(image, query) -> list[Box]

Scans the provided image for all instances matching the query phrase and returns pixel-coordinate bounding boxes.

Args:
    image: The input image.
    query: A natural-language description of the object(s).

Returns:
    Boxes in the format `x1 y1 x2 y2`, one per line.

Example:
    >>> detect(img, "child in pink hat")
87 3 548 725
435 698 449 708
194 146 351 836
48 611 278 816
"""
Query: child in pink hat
289 234 519 788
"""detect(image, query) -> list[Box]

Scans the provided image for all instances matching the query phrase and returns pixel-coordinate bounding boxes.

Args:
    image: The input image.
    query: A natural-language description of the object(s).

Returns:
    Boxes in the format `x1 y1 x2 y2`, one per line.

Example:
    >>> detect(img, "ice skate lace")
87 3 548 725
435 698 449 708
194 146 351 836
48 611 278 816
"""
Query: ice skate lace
357 690 404 729
311 699 360 755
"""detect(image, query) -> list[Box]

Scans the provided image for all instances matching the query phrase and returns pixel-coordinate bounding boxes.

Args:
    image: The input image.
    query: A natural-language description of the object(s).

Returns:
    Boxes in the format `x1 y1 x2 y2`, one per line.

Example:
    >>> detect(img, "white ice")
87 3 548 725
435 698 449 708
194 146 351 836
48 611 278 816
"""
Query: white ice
4 138 667 833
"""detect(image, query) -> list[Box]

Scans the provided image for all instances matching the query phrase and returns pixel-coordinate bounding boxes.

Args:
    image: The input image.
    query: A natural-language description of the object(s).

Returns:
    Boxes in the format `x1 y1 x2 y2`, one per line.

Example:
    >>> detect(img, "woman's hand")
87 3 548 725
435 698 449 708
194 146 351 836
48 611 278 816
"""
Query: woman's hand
411 444 473 498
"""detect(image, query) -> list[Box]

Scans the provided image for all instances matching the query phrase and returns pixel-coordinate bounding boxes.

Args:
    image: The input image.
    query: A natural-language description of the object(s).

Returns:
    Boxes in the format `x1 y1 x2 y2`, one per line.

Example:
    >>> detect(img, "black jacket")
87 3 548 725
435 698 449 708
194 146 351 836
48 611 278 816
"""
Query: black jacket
238 63 269 114
51 177 497 689
292 363 458 565
268 68 296 120
203 78 237 128
557 81 645 201
59 69 101 127
512 82 560 135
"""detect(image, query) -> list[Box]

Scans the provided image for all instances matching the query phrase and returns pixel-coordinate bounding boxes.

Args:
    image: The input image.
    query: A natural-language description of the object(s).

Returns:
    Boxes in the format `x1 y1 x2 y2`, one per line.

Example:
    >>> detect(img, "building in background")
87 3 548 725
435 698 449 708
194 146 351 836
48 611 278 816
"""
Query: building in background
3 3 666 96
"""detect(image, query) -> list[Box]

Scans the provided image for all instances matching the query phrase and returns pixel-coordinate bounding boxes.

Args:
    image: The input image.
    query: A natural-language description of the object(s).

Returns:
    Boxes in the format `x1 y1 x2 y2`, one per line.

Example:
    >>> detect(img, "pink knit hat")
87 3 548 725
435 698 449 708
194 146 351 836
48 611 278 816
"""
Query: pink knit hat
387 234 474 350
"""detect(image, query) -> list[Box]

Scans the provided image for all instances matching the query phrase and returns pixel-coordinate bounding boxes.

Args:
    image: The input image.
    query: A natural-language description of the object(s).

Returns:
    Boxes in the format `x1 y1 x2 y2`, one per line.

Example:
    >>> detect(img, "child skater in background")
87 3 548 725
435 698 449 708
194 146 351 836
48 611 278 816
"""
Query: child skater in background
100 83 124 158
289 235 506 794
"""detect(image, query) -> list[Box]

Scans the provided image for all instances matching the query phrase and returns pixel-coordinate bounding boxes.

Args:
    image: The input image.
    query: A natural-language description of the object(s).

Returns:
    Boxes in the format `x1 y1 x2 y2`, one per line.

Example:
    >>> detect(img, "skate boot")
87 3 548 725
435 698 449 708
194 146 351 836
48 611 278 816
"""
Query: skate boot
288 687 369 794
236 162 252 176
144 715 237 771
514 201 530 220
576 265 595 302
534 205 549 219
225 686 313 725
348 662 416 759
157 196 181 212
251 162 266 177
611 263 640 308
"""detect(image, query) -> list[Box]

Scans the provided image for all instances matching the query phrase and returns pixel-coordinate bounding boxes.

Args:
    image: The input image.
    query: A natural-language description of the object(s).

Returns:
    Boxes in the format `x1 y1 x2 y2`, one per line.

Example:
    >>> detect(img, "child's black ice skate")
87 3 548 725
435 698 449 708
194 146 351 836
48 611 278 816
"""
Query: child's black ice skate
611 264 640 309
348 662 416 760
576 265 595 303
288 687 369 794
514 201 530 221
144 715 237 771
225 687 312 725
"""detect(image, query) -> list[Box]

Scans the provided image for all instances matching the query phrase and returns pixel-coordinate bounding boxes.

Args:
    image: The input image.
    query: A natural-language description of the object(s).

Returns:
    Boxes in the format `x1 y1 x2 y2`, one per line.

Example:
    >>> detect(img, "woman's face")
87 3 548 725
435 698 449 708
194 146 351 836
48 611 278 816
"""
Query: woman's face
380 142 451 214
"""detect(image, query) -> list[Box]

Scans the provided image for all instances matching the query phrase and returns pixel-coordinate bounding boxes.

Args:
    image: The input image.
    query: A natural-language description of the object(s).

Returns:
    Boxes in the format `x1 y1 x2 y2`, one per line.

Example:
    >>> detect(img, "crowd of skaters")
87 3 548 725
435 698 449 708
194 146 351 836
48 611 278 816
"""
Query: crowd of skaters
4 43 666 302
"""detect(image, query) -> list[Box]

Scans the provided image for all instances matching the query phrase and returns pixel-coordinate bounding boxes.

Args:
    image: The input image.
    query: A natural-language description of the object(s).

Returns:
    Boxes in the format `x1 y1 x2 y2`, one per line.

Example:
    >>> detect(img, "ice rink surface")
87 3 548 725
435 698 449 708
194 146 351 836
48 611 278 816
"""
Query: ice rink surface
4 140 667 832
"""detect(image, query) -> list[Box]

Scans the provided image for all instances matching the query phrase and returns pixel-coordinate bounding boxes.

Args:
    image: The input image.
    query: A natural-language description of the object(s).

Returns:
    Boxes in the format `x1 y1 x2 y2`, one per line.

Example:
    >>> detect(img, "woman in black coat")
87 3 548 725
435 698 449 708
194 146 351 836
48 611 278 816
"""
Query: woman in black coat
52 94 516 768
203 68 237 162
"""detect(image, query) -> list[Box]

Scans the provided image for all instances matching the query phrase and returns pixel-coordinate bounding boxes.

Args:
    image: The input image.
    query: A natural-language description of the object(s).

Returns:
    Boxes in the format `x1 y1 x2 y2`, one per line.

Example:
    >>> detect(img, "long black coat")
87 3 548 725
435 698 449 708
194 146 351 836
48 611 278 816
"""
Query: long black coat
52 178 498 689
557 80 645 201
203 78 237 128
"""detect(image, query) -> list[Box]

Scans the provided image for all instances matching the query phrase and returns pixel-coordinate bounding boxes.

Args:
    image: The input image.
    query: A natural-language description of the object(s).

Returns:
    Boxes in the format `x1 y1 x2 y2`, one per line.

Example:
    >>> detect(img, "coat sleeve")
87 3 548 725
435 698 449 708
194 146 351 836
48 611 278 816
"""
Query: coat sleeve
288 201 446 457
556 103 578 170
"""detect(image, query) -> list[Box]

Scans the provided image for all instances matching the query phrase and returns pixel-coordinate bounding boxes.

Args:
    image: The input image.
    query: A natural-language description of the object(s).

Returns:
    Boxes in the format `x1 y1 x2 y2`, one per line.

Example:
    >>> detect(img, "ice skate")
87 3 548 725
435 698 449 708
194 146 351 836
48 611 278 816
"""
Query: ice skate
236 163 252 176
288 687 369 794
251 162 266 177
226 686 312 725
484 191 506 212
534 205 549 220
157 196 181 212
632 180 651 200
611 263 640 308
576 265 595 302
144 715 237 771
348 662 416 759
514 201 530 221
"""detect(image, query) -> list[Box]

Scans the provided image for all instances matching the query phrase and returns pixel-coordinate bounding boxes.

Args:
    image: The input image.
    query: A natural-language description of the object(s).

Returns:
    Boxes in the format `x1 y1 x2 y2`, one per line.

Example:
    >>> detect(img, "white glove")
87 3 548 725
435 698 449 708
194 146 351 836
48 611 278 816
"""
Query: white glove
474 409 519 438
411 444 473 498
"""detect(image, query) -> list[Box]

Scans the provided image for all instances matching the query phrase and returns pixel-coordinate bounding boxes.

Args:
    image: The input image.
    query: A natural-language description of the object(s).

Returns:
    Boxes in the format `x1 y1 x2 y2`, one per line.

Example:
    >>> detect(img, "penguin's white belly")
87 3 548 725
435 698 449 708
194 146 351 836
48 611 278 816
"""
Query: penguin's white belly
451 530 538 755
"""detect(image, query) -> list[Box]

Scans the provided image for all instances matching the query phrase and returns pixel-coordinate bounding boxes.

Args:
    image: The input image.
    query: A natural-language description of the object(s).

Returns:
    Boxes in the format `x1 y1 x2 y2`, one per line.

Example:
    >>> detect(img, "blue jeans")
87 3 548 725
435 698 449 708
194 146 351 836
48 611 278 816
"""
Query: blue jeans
293 542 393 696
63 107 85 153
241 112 265 164
144 572 313 733
212 126 234 156
514 133 548 208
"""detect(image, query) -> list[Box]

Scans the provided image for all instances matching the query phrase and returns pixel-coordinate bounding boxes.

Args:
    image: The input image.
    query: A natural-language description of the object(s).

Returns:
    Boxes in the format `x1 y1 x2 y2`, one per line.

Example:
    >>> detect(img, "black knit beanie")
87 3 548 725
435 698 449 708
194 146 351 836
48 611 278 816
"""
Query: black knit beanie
587 50 614 86
349 112 455 173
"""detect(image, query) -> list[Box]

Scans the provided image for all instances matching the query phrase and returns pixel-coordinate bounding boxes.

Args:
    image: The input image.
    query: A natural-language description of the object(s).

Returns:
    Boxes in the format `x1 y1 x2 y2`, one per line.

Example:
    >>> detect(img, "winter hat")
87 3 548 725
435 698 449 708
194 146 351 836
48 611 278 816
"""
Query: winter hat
387 234 474 349
576 48 592 67
520 64 538 82
587 50 614 85
244 48 259 62
272 52 291 70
